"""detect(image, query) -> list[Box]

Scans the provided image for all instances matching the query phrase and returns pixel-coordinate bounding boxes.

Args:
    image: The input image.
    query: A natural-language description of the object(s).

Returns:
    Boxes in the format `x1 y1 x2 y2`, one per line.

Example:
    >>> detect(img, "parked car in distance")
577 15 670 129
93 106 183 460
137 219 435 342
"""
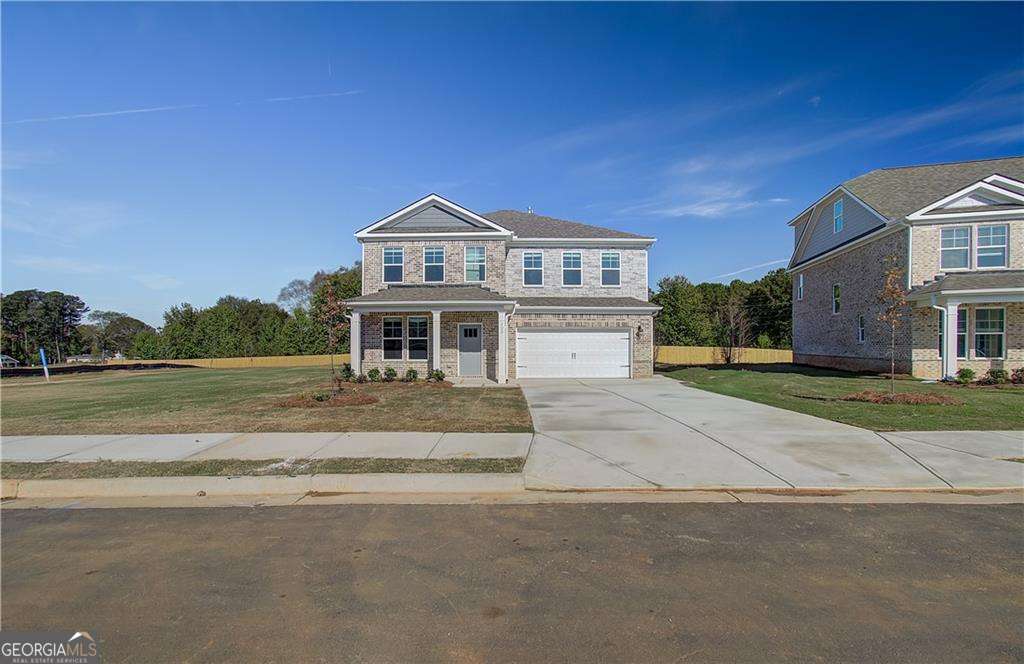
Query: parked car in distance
1 355 21 368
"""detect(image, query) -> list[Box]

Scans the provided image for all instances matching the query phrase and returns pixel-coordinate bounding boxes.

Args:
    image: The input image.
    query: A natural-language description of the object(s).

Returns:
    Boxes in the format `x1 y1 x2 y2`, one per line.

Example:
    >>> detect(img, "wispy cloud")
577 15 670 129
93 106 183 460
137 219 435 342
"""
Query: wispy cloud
2 148 61 170
3 90 363 125
808 95 822 108
932 124 1024 150
618 183 789 219
1 198 125 244
133 273 183 291
710 258 788 280
12 255 112 275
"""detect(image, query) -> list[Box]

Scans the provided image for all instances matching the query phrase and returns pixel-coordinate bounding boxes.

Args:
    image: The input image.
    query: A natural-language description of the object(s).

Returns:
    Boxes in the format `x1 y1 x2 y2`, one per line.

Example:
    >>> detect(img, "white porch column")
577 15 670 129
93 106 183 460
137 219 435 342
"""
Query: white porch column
942 301 959 380
497 311 509 384
350 310 361 375
431 310 442 371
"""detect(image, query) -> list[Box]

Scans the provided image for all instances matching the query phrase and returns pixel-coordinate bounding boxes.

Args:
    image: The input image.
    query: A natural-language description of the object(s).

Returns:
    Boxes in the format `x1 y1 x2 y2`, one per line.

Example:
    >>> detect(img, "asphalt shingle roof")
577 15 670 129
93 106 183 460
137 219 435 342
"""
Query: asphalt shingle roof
346 285 511 303
843 156 1024 220
908 270 1024 298
484 210 649 239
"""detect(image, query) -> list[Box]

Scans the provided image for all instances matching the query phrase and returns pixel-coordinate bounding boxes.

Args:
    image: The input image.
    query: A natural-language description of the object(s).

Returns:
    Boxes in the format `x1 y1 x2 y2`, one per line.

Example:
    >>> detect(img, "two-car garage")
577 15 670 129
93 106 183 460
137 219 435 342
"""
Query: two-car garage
515 329 631 378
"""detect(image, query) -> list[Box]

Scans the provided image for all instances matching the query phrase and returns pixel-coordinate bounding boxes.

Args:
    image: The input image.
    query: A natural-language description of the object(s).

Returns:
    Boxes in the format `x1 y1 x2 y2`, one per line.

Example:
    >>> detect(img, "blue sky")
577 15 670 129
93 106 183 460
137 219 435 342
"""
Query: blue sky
3 2 1023 326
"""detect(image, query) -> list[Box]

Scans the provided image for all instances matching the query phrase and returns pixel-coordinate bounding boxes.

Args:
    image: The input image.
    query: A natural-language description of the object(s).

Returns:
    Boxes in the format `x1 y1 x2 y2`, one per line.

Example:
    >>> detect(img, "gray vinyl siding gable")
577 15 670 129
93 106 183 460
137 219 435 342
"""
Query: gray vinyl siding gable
382 205 485 231
798 191 885 264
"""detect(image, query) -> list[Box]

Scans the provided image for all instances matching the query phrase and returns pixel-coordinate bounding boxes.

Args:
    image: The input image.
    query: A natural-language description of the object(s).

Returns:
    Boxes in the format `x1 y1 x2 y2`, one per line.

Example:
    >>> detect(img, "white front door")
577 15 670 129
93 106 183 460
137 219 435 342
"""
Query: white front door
516 329 630 378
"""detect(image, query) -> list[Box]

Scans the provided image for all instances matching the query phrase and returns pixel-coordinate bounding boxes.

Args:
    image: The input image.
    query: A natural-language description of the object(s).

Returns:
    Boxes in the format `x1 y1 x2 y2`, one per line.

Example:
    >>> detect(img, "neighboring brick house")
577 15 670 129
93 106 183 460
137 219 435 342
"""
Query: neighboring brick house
346 194 659 382
788 156 1024 379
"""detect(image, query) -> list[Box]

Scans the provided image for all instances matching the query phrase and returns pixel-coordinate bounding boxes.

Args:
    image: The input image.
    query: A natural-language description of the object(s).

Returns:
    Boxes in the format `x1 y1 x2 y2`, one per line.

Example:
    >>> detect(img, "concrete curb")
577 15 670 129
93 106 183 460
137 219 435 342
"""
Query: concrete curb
4 473 524 499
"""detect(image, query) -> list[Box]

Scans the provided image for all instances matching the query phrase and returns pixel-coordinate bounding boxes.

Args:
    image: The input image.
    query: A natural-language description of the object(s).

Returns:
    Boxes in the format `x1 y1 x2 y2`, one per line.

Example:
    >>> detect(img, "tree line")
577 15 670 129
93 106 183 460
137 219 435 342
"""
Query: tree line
1 264 790 365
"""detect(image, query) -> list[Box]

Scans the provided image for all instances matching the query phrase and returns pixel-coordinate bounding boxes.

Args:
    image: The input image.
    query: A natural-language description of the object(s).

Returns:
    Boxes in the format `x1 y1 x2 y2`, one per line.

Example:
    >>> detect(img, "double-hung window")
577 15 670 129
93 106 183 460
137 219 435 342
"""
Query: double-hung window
562 252 582 286
382 317 403 360
523 252 543 286
601 252 620 286
976 225 1008 268
974 308 1005 358
383 248 404 283
465 246 486 282
407 317 428 360
796 273 804 300
940 227 970 270
831 283 840 314
833 199 844 234
938 307 967 359
856 315 866 343
424 247 445 282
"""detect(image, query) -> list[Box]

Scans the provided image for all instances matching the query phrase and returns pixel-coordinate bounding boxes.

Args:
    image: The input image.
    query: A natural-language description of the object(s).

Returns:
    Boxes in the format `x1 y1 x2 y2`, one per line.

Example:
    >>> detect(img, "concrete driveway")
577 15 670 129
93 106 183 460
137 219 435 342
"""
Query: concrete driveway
520 376 1023 490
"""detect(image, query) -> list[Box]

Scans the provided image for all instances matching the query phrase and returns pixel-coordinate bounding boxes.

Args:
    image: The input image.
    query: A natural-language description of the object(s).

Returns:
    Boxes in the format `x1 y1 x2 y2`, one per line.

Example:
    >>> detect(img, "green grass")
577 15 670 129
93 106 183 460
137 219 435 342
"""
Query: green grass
0 367 533 435
0 457 525 479
661 363 1024 431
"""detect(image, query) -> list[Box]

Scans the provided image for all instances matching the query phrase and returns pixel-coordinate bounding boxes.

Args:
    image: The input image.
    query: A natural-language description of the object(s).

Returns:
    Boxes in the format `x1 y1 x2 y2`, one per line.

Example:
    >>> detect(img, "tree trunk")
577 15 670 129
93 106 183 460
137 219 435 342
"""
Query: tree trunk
890 325 896 395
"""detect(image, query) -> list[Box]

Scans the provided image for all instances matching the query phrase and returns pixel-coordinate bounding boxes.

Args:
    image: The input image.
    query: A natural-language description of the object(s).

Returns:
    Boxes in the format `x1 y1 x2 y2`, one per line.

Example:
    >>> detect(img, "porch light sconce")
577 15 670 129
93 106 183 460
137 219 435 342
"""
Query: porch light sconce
636 323 644 340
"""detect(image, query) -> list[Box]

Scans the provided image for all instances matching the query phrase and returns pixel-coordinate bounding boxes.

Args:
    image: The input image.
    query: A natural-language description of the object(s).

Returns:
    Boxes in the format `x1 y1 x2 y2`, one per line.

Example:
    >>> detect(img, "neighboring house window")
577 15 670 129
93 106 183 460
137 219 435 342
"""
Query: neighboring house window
562 252 582 286
833 198 844 234
424 247 445 282
938 307 968 359
465 246 486 282
383 317 403 360
601 252 621 286
856 315 866 343
974 308 1005 358
939 227 970 270
523 252 543 286
796 273 804 301
407 317 428 360
831 284 840 314
976 224 1008 268
383 248 404 283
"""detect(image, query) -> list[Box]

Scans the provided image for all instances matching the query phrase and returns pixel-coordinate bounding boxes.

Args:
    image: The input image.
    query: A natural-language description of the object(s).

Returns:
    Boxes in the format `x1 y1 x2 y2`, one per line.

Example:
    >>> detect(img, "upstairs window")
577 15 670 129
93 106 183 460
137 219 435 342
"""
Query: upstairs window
424 247 445 282
833 199 844 234
465 246 486 282
940 227 970 270
407 317 428 360
976 224 1008 268
796 273 804 300
383 248 404 283
523 252 543 286
562 252 582 286
974 308 1005 358
383 317 403 360
831 283 841 314
601 252 621 286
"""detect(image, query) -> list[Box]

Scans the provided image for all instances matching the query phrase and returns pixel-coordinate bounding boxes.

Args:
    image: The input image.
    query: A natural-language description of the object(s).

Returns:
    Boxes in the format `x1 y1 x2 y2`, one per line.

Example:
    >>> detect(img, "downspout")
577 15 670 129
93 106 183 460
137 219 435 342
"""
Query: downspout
900 219 913 290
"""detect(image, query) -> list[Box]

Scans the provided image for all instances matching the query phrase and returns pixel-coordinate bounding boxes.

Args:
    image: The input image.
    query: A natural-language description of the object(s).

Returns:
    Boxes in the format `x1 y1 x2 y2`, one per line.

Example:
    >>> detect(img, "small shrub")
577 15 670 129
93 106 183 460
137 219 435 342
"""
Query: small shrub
367 368 382 382
428 369 446 382
383 366 397 382
402 368 419 382
955 367 975 385
985 369 1009 384
754 333 773 349
1012 368 1024 385
312 391 332 402
338 363 354 382
354 373 368 384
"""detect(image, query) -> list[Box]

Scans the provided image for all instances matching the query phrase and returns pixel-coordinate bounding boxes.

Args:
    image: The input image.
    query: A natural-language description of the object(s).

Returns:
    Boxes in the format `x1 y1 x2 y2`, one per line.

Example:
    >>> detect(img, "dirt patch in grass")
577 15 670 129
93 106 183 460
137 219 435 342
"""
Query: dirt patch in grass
277 392 380 408
1 456 525 479
838 390 964 406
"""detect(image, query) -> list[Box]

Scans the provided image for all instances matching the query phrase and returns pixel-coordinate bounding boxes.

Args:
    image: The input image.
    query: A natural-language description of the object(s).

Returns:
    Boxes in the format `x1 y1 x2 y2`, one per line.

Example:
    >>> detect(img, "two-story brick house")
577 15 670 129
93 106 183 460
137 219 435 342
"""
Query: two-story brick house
788 156 1024 379
345 194 659 382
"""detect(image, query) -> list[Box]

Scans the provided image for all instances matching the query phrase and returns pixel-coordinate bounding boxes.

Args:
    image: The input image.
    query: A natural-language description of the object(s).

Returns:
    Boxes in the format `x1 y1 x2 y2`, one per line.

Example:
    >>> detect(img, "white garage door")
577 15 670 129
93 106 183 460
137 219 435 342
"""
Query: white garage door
517 329 630 378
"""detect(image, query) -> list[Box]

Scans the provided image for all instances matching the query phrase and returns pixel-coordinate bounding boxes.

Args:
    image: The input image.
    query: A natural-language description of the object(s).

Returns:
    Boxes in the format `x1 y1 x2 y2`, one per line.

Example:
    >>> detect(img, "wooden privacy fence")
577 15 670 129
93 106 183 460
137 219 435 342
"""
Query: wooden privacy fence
106 354 351 369
655 346 792 365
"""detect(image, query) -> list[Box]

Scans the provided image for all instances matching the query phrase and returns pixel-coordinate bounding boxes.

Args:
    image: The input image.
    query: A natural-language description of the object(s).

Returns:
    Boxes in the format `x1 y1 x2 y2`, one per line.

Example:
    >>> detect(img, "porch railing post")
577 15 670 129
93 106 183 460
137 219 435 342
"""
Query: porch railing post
942 301 959 380
431 310 442 372
350 310 362 375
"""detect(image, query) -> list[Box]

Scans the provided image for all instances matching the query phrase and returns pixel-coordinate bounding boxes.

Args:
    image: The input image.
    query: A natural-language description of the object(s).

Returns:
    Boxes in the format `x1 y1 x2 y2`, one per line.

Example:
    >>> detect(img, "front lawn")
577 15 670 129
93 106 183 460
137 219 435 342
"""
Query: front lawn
0 367 534 434
661 363 1024 431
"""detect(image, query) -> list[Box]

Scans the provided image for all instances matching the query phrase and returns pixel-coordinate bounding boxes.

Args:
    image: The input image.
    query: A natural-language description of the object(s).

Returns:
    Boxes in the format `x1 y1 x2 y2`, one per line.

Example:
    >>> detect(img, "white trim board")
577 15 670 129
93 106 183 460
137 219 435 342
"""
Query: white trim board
907 179 1024 221
356 194 513 238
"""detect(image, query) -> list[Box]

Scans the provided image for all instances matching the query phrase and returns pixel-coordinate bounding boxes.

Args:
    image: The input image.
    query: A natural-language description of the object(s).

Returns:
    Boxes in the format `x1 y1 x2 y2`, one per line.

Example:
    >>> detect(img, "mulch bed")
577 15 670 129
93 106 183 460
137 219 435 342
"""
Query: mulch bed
838 390 963 406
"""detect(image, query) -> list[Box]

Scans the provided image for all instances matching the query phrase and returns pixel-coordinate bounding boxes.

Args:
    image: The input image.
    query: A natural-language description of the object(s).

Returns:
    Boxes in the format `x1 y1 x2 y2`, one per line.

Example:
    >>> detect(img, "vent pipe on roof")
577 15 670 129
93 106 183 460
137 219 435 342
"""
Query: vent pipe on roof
527 206 533 214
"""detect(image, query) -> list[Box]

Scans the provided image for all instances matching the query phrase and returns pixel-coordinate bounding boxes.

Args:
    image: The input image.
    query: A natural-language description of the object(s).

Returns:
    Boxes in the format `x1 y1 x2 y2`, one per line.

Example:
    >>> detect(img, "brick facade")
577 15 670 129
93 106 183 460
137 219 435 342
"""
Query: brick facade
909 220 1024 286
361 239 507 295
910 302 1024 379
503 247 649 300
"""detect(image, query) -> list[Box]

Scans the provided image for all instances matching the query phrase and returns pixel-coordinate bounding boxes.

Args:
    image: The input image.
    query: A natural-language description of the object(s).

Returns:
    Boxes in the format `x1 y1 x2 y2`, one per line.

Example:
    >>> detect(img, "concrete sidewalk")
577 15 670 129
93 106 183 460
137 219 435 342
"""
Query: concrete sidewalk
0 432 533 462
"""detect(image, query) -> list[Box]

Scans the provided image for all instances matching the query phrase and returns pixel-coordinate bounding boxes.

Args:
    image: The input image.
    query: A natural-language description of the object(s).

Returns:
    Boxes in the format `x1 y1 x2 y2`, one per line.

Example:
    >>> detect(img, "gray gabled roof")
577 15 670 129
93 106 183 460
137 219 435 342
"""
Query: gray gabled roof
908 270 1024 299
346 285 512 304
484 210 649 239
843 156 1024 220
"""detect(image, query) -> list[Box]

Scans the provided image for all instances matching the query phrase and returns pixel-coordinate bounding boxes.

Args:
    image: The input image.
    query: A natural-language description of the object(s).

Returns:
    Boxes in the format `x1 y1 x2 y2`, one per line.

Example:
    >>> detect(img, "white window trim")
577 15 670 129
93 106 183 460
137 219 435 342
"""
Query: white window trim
973 306 1006 360
939 224 972 272
422 246 445 283
522 251 544 287
796 273 804 301
974 223 1009 271
600 251 622 288
833 198 844 234
856 314 865 343
464 246 486 283
382 316 404 361
407 315 429 361
938 307 968 360
831 283 840 315
382 247 404 284
561 250 583 288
